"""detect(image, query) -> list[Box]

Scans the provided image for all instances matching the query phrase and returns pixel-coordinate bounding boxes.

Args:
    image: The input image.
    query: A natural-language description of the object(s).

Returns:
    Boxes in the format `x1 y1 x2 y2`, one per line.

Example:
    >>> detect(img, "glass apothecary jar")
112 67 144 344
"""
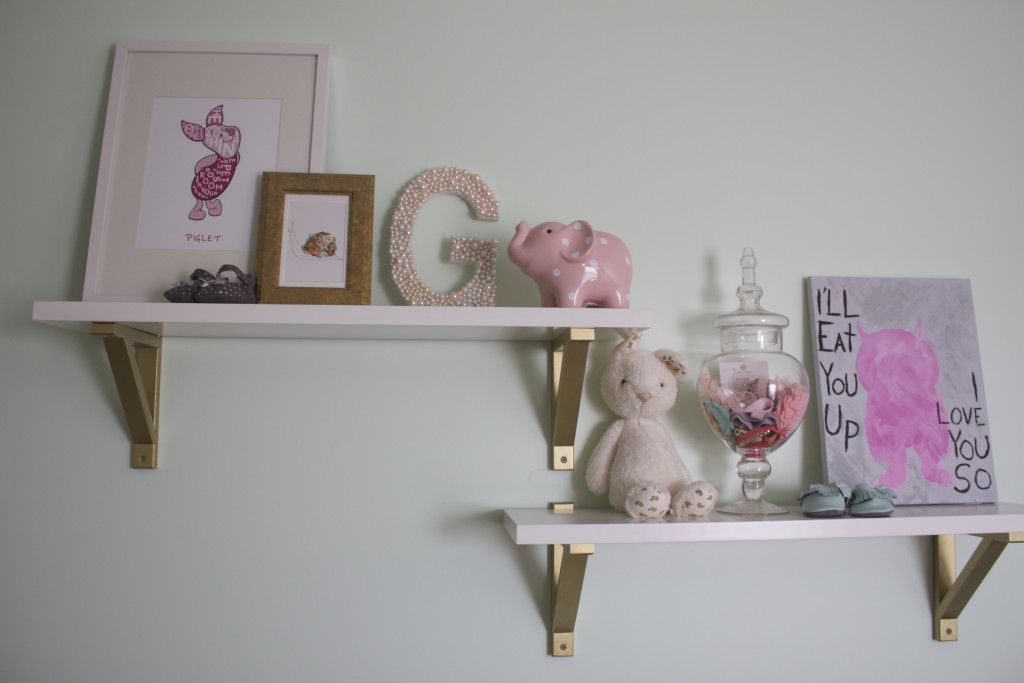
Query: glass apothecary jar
698 248 810 515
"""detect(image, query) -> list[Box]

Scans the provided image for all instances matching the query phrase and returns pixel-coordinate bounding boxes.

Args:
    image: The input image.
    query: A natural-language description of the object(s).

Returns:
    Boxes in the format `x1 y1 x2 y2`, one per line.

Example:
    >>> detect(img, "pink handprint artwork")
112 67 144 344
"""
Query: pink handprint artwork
808 277 995 505
856 322 951 488
181 104 241 220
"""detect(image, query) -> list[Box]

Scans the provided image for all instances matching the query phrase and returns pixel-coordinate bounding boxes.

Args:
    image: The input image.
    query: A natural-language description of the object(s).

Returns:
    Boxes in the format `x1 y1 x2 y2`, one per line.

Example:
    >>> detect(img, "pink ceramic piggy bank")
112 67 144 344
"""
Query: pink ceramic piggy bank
508 220 632 308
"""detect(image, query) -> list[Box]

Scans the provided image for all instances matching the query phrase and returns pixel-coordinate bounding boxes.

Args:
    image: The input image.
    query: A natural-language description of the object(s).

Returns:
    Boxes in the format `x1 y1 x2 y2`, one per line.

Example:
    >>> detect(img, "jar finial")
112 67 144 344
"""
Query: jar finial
713 247 788 332
737 247 763 311
740 247 757 285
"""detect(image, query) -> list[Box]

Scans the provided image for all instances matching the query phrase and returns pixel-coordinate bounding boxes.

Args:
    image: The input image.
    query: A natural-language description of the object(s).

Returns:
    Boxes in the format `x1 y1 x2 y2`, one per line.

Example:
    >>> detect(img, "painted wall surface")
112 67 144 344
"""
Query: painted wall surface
2 1 1023 681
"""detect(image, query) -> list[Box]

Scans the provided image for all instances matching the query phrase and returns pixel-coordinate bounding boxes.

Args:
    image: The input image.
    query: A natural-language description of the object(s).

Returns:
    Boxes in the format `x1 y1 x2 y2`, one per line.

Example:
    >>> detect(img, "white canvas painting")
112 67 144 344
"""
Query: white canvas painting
806 277 996 505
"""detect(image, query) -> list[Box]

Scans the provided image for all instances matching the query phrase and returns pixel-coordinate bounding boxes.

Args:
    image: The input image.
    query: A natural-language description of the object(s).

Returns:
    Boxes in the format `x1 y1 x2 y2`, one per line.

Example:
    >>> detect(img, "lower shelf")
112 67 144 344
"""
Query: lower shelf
504 502 1024 544
503 503 1024 656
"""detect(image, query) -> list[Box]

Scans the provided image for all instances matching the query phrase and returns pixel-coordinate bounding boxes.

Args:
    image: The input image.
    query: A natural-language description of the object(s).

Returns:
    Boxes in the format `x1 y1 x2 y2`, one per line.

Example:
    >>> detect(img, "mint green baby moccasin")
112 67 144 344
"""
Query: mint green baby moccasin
798 482 852 517
849 484 896 517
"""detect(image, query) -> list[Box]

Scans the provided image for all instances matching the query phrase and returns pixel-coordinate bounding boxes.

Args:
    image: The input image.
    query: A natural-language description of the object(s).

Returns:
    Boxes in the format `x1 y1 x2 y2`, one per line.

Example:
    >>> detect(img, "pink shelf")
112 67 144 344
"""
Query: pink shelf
504 503 1024 545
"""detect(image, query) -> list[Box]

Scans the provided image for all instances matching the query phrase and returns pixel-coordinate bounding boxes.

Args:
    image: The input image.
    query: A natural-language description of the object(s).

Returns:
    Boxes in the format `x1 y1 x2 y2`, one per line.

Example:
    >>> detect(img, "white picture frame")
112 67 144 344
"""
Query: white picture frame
82 41 330 302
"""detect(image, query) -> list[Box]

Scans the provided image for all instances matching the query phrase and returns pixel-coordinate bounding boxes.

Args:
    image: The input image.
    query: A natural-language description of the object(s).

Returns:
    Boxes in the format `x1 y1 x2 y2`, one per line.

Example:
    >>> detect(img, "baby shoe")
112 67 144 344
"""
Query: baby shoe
849 484 897 517
163 268 215 302
193 264 256 304
798 482 852 517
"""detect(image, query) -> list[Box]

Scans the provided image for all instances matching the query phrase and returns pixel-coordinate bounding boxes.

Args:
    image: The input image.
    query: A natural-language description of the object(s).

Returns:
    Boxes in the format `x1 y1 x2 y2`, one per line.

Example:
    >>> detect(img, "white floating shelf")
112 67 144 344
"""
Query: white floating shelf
504 503 1024 545
32 301 651 341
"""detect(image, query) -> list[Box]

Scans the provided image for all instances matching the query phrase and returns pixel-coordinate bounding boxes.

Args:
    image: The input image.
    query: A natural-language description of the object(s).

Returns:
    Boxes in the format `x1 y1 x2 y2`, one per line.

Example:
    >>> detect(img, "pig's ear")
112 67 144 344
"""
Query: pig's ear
206 105 224 126
181 120 205 141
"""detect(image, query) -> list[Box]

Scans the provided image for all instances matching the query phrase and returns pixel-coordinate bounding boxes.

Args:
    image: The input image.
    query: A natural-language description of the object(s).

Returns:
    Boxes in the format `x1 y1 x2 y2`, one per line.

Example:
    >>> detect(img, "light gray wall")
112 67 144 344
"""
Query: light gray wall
2 1 1023 681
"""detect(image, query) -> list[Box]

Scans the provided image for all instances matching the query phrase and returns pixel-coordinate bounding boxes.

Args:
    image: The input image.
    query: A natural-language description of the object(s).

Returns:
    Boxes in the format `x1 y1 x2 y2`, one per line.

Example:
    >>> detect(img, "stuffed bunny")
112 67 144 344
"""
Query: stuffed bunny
585 335 717 519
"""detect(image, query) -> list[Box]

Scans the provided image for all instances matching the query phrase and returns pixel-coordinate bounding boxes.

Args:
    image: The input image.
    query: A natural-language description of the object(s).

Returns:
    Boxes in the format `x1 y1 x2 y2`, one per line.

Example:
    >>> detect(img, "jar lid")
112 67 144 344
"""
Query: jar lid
713 247 789 330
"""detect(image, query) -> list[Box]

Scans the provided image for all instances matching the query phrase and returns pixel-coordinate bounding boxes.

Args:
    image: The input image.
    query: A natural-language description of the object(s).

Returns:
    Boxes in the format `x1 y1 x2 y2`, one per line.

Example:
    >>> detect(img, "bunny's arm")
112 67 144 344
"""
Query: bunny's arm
585 419 624 495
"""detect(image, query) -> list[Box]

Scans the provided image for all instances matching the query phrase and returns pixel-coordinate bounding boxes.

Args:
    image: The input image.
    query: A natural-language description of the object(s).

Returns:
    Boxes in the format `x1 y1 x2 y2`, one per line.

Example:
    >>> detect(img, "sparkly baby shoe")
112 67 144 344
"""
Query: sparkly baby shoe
163 268 215 302
798 482 852 517
193 264 256 304
849 484 897 517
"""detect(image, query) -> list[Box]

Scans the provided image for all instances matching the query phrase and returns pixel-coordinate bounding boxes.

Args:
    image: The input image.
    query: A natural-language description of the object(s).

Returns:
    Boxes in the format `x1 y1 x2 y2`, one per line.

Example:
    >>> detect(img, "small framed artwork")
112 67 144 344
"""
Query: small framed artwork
82 41 330 301
255 172 375 305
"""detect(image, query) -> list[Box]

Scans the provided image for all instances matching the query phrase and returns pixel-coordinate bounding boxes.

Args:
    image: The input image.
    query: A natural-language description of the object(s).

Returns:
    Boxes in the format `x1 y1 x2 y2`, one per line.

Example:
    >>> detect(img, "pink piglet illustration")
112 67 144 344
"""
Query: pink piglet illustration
181 105 241 221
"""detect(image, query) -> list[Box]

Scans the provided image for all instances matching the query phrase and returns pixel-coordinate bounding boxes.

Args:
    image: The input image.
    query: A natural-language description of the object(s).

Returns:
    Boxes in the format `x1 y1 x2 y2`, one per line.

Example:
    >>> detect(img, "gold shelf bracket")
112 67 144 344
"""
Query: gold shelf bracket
933 532 1024 641
91 323 162 469
549 503 593 656
550 328 595 470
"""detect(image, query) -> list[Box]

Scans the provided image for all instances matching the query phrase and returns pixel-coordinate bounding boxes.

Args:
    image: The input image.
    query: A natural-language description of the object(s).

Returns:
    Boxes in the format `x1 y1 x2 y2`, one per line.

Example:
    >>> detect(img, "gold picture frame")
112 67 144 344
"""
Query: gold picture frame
256 172 375 304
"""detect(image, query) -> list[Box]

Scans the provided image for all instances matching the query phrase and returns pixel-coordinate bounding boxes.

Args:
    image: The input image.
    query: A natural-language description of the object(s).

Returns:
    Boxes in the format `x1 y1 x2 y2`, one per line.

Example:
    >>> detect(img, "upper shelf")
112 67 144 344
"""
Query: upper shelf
504 503 1024 545
32 301 652 342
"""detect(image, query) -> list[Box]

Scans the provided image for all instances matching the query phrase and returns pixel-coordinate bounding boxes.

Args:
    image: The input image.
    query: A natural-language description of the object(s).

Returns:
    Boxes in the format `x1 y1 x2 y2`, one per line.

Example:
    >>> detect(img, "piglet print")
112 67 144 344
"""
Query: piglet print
856 322 951 488
181 105 241 221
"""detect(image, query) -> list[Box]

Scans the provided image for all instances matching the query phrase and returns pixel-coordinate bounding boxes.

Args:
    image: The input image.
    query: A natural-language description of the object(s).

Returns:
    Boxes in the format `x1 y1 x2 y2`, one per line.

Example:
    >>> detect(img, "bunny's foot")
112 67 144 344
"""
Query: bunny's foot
624 482 670 519
670 481 718 517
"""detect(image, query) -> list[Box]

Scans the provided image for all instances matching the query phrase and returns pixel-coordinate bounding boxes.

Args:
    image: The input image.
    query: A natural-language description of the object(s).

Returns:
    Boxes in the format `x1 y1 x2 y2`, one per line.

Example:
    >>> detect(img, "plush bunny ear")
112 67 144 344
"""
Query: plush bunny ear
181 120 205 141
610 332 642 360
559 220 596 262
608 339 629 364
655 349 688 377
